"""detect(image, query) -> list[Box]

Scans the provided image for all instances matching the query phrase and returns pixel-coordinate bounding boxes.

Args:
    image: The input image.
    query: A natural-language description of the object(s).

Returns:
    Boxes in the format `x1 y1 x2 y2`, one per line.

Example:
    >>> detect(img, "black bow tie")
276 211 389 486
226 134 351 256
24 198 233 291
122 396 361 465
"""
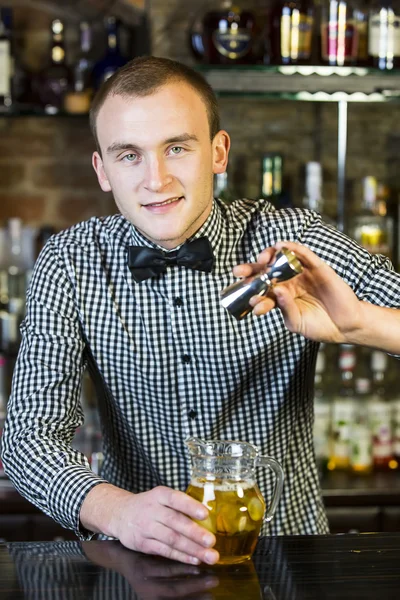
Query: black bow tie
127 236 214 283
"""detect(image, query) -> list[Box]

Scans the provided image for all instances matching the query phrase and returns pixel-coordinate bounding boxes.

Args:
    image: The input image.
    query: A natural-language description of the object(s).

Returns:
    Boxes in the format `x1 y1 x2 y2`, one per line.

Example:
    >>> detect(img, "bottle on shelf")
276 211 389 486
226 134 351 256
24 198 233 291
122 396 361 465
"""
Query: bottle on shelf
354 0 369 65
0 7 13 112
329 344 357 471
368 0 400 70
349 373 373 475
0 219 35 356
313 344 332 477
260 153 291 208
188 0 262 65
35 19 72 114
64 21 93 115
320 0 360 66
302 161 335 225
92 16 127 90
368 350 395 470
349 176 394 260
269 0 315 65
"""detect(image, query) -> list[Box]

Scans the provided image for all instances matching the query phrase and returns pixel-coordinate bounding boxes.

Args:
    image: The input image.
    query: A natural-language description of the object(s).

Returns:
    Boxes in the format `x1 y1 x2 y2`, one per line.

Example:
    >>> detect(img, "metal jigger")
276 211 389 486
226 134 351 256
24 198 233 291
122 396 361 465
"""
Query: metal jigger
220 247 303 321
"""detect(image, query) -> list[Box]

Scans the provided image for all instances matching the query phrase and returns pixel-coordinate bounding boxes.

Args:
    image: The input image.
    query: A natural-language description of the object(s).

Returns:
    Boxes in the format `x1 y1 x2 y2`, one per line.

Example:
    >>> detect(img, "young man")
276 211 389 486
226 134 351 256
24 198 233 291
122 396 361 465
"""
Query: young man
2 56 399 566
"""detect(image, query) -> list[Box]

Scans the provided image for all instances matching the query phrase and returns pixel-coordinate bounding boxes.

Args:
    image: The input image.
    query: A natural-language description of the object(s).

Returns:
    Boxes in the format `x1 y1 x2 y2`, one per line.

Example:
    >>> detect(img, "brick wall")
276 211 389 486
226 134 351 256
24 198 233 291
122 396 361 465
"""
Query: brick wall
0 1 399 230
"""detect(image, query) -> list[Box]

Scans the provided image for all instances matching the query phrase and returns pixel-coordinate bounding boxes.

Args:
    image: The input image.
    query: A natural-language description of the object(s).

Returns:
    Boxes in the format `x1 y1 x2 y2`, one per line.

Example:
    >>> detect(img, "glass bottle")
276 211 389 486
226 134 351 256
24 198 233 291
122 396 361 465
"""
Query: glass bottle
269 0 315 65
302 161 336 225
368 351 394 470
329 344 356 471
368 0 400 70
260 153 291 209
36 19 72 114
92 16 127 90
320 0 360 66
313 345 332 478
64 21 93 114
349 176 394 260
350 375 373 475
189 0 262 65
0 7 12 112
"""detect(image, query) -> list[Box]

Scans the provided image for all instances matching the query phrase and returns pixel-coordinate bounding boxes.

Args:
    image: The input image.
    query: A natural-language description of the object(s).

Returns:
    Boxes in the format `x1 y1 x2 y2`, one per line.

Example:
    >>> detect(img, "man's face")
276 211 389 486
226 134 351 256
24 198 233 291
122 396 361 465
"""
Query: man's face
92 81 230 249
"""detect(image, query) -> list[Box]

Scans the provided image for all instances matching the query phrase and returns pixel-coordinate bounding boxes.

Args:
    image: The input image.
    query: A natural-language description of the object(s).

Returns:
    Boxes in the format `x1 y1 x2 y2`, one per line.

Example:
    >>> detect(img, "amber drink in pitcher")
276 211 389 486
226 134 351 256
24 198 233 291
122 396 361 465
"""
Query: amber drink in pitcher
185 437 284 565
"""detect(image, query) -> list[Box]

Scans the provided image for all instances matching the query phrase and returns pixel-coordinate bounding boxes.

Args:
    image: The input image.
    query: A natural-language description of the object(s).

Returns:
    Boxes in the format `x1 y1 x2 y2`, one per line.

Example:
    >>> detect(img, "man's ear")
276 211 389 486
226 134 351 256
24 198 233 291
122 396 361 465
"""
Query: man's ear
212 130 231 175
92 152 112 192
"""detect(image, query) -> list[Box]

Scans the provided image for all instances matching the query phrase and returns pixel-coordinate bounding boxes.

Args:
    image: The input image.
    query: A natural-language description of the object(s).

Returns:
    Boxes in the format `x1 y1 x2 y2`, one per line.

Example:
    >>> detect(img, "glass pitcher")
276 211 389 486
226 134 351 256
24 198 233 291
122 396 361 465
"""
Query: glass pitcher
185 437 284 565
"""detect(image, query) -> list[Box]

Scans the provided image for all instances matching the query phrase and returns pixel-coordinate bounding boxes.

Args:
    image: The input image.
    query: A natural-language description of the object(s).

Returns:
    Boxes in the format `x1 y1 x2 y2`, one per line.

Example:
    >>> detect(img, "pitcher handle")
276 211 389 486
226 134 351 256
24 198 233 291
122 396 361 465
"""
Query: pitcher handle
255 455 284 523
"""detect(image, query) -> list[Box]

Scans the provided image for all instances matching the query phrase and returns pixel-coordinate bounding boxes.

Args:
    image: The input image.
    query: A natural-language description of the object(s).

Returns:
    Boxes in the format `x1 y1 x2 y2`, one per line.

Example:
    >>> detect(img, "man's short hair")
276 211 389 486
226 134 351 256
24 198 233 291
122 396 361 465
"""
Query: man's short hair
90 55 221 154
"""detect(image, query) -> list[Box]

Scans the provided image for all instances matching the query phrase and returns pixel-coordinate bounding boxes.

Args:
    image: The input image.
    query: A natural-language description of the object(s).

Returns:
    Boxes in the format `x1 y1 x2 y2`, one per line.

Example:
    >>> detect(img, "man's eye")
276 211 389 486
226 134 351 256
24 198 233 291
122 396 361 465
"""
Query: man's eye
123 154 137 162
170 146 183 154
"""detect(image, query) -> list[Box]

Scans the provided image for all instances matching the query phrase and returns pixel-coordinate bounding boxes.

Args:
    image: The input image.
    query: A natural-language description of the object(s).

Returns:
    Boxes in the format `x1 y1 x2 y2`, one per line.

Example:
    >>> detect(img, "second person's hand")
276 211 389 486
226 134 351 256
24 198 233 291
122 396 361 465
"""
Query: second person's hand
233 241 364 344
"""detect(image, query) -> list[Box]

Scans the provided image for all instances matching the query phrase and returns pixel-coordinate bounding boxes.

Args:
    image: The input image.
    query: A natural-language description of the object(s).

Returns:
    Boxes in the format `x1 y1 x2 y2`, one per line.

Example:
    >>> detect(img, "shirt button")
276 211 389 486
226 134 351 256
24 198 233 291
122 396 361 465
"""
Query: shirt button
182 354 191 364
174 297 184 307
188 409 197 420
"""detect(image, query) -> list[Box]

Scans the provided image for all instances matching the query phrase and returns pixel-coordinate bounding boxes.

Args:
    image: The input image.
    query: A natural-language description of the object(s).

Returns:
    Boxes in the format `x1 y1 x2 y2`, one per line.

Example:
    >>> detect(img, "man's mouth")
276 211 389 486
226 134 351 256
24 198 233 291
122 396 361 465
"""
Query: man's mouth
144 196 184 209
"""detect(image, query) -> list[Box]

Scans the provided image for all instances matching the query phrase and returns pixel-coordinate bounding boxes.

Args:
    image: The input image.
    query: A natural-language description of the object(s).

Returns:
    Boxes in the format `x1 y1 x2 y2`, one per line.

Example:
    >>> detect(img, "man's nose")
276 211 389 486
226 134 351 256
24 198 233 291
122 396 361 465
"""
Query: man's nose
143 157 172 192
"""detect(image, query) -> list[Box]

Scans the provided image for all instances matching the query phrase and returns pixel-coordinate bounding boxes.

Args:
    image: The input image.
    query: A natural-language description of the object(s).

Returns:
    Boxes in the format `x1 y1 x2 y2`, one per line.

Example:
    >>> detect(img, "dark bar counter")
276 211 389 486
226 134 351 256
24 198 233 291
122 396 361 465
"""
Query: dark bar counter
1 533 400 599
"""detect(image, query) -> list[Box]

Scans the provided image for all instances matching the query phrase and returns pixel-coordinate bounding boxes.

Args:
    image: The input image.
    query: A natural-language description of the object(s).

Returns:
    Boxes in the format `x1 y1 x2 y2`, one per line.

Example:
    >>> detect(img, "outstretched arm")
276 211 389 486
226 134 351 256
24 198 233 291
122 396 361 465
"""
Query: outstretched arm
233 241 400 355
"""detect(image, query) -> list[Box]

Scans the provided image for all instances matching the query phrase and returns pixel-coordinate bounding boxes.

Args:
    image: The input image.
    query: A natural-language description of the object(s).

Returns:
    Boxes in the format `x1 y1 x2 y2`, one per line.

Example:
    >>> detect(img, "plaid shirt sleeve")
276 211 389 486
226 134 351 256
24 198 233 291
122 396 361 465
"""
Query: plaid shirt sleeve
1 239 108 538
296 210 400 358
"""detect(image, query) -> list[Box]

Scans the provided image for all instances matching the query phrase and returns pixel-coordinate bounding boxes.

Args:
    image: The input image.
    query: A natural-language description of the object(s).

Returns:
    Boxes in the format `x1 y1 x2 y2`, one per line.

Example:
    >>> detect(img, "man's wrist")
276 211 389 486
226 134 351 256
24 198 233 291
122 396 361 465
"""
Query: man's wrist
80 482 134 538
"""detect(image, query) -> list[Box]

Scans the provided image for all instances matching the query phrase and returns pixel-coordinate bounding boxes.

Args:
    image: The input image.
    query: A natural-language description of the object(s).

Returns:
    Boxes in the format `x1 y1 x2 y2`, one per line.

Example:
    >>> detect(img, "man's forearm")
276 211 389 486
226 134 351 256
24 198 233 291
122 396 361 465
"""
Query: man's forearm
80 483 134 537
346 302 400 354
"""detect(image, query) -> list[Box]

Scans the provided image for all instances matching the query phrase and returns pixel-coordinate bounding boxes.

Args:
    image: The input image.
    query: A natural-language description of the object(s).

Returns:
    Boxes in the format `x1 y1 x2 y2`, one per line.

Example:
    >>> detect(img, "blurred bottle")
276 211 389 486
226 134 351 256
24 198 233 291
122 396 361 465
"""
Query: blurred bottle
368 0 400 70
35 19 72 114
368 350 395 470
0 7 12 112
0 220 35 355
261 153 292 208
302 161 336 225
350 373 373 475
313 345 332 477
391 395 400 466
92 16 127 89
188 1 262 65
269 0 315 65
64 21 93 114
354 0 369 65
349 176 394 260
329 344 356 471
320 0 360 66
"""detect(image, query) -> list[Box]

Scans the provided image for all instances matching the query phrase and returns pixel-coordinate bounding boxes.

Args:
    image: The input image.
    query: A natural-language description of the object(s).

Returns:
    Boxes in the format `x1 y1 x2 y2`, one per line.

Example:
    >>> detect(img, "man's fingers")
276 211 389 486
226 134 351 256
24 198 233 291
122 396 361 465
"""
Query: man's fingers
141 535 219 565
250 295 276 316
232 262 265 278
160 488 208 521
273 241 324 269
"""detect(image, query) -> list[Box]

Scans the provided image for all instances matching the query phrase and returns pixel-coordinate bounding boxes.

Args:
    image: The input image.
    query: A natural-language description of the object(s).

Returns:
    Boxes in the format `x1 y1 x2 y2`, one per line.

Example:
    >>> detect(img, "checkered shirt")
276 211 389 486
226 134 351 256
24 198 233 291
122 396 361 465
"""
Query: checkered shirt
2 198 399 539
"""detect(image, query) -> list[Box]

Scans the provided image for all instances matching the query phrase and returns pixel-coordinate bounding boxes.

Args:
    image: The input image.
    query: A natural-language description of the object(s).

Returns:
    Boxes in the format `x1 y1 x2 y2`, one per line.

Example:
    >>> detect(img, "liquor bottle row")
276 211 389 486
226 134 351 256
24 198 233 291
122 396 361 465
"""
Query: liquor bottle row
0 9 131 115
214 157 398 268
314 343 400 478
190 0 400 69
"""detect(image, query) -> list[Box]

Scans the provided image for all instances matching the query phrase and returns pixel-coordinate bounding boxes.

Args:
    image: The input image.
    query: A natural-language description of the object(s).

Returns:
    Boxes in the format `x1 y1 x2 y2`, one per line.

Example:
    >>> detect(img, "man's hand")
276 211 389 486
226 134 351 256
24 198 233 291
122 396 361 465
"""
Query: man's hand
233 241 399 352
80 483 219 566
